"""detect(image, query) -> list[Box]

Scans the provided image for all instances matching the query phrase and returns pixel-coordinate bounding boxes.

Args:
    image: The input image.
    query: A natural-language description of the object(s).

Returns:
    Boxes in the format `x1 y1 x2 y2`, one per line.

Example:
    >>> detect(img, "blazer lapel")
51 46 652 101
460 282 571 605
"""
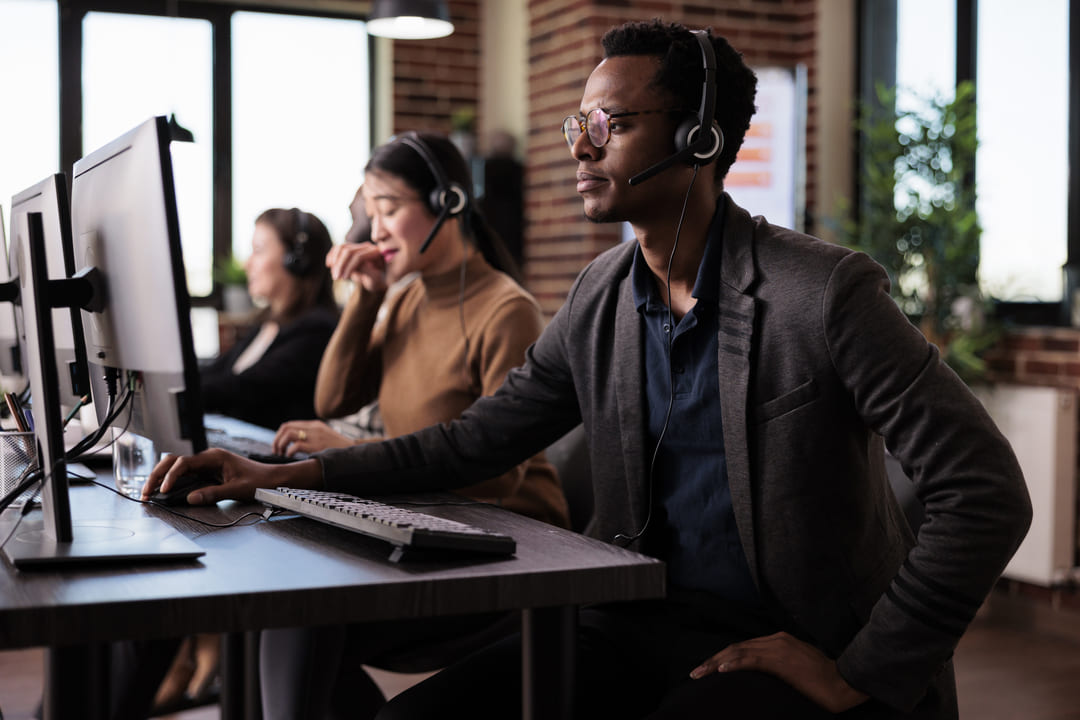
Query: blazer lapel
717 195 760 588
614 274 650 530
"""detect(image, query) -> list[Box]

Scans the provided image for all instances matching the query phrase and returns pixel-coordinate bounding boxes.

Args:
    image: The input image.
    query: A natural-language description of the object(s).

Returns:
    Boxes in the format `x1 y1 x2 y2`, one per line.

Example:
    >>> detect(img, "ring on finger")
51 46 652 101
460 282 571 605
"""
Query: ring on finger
298 430 307 442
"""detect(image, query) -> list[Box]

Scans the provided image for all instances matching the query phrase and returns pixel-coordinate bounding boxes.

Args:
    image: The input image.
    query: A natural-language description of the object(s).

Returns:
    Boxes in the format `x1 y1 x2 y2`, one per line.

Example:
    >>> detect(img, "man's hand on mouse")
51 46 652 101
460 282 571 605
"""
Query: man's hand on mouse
143 449 324 505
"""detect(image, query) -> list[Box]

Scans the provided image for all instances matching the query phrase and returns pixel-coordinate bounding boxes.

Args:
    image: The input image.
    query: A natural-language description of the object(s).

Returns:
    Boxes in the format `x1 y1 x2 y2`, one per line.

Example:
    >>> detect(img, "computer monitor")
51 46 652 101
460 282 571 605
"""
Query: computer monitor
0 207 21 379
9 174 89 409
0 117 207 568
70 116 207 456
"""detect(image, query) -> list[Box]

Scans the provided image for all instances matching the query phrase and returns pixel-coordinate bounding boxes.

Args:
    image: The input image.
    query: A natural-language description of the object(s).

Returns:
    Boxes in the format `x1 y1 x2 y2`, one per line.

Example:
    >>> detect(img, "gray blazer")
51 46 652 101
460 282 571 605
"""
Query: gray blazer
321 194 1031 718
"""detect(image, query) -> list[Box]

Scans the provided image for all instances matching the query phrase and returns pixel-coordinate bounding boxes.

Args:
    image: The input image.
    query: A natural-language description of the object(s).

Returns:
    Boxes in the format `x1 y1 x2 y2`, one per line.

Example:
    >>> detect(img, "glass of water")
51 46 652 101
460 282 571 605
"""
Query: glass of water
112 429 158 499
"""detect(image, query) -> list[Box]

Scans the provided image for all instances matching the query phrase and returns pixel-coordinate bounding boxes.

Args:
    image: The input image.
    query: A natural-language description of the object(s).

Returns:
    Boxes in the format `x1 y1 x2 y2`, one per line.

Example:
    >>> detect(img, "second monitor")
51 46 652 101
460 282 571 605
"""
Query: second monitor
70 115 208 456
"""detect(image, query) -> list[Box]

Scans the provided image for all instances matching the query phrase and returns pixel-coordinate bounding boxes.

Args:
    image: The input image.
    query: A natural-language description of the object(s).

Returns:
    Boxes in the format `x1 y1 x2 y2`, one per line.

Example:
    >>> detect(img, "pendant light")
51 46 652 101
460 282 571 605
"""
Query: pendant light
366 0 454 40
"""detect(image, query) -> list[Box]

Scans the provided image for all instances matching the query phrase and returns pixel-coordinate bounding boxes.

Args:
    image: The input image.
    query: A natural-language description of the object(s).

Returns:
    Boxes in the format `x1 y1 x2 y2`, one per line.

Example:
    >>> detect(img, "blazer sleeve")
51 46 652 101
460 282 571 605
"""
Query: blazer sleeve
825 252 1032 710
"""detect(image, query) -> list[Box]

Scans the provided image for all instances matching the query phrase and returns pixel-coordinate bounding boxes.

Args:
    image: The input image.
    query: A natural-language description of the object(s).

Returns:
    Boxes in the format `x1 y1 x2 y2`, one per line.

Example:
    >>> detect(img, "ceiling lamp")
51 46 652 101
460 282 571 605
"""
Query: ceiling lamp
367 0 454 40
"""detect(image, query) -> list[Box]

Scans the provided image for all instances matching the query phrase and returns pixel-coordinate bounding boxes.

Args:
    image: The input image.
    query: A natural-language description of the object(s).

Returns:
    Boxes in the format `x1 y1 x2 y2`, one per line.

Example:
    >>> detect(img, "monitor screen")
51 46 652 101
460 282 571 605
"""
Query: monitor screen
10 174 89 410
0 207 21 379
70 116 207 456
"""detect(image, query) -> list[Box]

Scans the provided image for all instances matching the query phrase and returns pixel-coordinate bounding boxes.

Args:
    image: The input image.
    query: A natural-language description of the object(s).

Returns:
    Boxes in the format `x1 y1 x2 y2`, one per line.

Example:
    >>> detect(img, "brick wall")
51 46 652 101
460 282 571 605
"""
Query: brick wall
390 0 820 316
390 1 482 133
986 327 1080 390
524 0 819 314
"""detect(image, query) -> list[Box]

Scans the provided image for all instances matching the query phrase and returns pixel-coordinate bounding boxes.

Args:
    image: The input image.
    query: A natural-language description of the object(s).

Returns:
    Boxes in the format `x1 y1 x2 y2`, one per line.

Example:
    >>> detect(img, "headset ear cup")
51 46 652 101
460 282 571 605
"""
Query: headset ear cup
674 115 699 156
283 249 309 276
701 122 724 164
428 183 469 217
674 117 724 166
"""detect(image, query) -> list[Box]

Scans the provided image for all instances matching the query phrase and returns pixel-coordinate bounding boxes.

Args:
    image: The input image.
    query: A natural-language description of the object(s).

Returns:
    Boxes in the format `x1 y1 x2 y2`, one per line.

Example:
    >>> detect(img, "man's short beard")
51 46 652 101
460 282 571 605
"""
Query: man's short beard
584 208 616 224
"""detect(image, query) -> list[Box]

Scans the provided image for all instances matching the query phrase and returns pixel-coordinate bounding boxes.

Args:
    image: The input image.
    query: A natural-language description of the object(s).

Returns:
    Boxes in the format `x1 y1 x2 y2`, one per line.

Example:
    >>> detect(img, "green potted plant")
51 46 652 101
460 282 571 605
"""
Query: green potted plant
830 81 999 385
450 106 477 158
214 255 252 314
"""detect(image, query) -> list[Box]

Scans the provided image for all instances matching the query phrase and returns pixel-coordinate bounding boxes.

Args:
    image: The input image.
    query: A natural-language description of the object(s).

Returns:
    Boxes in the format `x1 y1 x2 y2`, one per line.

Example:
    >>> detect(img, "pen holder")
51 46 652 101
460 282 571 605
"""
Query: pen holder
0 430 38 504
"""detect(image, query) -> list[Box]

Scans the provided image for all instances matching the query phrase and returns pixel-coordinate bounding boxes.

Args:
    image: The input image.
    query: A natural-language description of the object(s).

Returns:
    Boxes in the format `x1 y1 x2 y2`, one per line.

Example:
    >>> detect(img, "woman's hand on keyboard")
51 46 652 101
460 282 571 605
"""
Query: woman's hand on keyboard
273 420 353 456
143 448 324 505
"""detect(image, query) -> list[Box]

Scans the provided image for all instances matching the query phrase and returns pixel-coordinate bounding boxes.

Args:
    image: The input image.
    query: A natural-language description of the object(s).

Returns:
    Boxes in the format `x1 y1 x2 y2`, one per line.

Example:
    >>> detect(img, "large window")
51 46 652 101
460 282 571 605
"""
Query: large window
82 11 214 295
891 0 1071 307
974 1 1069 302
0 0 59 230
3 1 372 310
231 11 370 263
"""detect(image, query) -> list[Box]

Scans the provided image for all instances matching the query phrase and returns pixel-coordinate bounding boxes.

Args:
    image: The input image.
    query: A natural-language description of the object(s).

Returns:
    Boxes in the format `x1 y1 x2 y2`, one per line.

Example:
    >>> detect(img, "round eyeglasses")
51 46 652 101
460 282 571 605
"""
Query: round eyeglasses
561 107 686 150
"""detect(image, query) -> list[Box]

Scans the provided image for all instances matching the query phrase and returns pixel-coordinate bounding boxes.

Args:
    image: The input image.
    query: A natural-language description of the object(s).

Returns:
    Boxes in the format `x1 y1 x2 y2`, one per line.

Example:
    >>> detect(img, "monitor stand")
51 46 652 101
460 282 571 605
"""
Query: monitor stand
1 514 205 569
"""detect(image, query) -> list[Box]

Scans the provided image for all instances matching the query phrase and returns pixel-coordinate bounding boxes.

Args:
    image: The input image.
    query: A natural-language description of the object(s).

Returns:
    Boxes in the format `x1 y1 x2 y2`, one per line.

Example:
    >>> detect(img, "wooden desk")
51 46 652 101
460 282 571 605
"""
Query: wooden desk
0 481 665 719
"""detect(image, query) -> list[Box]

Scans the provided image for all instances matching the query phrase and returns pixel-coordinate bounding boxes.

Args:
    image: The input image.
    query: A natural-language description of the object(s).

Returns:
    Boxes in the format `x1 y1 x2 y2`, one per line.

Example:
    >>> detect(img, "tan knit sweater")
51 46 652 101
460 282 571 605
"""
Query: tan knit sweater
314 254 569 528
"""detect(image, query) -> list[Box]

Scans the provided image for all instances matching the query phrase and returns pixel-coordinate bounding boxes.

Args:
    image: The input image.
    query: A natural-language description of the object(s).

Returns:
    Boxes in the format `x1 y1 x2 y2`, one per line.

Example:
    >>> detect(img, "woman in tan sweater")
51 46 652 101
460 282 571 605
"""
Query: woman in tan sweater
271 133 567 527
259 132 569 719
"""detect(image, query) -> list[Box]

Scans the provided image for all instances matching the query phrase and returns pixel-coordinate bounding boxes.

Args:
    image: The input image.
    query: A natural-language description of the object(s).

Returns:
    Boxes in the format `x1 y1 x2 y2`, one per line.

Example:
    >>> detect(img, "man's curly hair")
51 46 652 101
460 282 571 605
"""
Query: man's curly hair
601 19 757 184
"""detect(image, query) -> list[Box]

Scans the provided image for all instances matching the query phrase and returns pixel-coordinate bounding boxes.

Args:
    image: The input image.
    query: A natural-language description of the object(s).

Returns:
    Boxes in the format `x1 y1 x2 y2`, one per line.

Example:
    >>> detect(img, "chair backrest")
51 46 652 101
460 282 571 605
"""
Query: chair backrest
545 424 593 533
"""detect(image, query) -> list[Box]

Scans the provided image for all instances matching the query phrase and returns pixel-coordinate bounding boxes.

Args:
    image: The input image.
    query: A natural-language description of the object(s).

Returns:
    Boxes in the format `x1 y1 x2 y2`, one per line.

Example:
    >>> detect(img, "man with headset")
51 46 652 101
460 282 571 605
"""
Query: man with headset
152 19 1031 718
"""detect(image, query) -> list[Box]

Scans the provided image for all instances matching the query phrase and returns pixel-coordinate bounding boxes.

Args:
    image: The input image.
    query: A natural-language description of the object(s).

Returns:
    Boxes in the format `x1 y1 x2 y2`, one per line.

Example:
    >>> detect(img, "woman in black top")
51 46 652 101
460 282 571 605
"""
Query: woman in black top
200 208 339 429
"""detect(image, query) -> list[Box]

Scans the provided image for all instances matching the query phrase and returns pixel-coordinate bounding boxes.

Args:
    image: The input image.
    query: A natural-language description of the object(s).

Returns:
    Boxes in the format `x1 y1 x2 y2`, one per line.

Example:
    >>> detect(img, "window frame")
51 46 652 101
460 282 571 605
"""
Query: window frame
856 0 1077 326
57 0 376 307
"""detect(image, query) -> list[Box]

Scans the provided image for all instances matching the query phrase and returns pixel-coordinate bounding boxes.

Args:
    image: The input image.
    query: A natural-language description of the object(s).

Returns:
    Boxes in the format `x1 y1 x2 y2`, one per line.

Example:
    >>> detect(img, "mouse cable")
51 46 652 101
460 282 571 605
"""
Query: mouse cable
87 476 278 529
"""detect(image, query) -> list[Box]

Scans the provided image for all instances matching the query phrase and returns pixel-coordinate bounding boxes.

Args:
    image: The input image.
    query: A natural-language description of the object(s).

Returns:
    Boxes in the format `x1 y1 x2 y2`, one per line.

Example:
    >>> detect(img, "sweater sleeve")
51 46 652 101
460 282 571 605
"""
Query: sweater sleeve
314 285 386 419
461 294 570 528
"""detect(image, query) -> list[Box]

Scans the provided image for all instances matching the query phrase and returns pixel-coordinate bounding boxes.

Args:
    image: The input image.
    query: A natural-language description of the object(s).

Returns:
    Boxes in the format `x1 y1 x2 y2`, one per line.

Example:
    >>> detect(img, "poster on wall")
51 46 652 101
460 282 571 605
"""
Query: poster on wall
620 64 806 243
724 65 807 232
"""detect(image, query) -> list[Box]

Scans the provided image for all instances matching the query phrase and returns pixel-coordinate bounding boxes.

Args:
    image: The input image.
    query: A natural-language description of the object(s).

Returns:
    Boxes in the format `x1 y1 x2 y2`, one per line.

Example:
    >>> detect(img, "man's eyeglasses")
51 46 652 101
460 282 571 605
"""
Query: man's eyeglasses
561 108 686 150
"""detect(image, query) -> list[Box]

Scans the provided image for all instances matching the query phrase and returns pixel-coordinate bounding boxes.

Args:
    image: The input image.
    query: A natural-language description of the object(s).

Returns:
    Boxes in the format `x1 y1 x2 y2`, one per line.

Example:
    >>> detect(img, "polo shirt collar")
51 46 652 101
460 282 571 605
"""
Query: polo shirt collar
631 201 726 312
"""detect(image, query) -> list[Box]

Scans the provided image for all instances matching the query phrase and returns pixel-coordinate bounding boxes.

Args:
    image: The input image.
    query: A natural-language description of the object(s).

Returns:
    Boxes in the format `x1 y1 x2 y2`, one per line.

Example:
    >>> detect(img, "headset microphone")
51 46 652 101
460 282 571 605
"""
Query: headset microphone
628 30 723 187
418 200 456 255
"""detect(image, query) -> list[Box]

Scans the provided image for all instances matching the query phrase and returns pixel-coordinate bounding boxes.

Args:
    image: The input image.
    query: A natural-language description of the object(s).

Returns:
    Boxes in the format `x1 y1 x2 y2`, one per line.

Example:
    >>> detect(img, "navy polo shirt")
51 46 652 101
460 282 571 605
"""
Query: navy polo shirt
630 207 760 607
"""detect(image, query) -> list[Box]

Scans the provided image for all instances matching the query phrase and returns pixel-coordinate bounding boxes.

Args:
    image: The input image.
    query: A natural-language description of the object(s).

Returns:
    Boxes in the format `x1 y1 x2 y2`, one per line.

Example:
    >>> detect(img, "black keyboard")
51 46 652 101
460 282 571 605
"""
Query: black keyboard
255 487 516 561
205 428 306 462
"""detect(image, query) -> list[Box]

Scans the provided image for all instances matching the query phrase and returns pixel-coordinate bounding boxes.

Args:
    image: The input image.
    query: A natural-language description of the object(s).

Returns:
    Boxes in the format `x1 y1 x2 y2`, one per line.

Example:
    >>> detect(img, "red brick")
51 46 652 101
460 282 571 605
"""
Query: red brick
1025 360 1062 376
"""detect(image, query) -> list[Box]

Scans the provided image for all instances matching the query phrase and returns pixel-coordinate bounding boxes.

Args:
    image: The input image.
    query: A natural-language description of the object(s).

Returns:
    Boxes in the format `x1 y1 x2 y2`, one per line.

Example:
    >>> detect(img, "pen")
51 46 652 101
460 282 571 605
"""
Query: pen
11 393 33 432
5 392 27 432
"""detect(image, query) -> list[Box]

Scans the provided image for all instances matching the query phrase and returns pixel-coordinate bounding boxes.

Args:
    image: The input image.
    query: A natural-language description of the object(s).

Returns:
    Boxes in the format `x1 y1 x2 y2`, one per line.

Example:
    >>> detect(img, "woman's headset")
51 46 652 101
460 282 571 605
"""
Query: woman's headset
397 132 471 254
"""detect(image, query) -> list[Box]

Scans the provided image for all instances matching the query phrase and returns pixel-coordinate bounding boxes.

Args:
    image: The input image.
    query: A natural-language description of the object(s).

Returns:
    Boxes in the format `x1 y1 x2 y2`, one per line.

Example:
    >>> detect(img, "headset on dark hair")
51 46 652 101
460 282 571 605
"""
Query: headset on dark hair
283 208 312 275
398 132 471 254
629 30 724 186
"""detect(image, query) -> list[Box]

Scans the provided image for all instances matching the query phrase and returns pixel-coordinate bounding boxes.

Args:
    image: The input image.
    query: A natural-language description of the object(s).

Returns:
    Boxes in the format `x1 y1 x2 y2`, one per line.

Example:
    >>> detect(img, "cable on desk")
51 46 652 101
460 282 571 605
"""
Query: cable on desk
0 466 50 555
87 477 281 529
0 464 43 515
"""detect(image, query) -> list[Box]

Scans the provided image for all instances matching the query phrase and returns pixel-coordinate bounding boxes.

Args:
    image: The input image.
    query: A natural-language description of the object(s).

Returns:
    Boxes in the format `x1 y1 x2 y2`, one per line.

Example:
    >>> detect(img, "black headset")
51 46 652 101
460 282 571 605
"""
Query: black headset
283 207 312 275
398 132 471 254
629 29 724 186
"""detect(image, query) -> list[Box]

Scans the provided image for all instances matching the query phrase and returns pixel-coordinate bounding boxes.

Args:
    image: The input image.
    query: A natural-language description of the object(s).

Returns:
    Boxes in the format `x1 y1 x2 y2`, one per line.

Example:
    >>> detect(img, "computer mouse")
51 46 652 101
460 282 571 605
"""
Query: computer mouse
148 471 222 506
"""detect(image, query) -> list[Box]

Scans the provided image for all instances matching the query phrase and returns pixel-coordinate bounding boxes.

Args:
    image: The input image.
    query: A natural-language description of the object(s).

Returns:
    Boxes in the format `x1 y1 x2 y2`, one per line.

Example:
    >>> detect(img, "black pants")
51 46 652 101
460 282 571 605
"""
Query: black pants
377 592 882 719
260 612 513 720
